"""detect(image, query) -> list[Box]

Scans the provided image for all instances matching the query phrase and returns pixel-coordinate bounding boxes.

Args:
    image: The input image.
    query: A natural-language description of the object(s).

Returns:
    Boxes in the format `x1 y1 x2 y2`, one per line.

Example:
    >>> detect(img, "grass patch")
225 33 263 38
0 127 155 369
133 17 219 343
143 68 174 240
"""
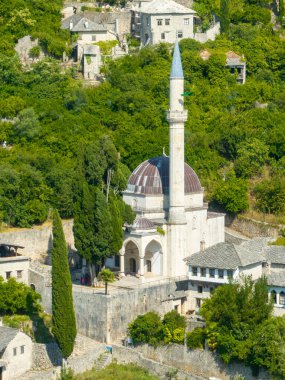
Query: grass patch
75 362 159 380
3 312 54 343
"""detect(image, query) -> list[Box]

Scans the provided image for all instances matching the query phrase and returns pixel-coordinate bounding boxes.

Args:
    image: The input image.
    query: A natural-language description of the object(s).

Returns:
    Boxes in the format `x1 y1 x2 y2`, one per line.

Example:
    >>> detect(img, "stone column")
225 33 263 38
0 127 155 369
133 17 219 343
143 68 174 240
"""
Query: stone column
140 256 145 278
120 249 125 277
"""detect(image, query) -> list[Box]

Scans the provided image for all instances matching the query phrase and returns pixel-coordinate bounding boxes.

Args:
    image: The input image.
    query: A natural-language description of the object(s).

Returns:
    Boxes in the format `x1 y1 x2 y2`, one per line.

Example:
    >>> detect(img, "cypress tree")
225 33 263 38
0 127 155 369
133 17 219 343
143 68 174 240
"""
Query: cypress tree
220 0 230 33
52 209 76 358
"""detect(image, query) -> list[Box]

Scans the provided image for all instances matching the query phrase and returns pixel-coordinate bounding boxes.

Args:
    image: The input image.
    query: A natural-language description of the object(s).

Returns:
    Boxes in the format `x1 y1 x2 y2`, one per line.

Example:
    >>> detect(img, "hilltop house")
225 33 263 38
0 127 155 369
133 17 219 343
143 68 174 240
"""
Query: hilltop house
0 325 32 380
0 244 29 284
132 0 196 45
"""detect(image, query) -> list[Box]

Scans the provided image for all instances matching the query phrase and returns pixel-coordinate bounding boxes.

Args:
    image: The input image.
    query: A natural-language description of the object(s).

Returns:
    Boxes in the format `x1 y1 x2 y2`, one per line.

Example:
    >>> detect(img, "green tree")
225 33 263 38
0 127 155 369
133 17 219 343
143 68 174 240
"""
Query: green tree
162 310 186 344
212 176 249 213
52 209 76 358
220 0 230 33
253 176 285 214
128 312 164 346
98 268 115 295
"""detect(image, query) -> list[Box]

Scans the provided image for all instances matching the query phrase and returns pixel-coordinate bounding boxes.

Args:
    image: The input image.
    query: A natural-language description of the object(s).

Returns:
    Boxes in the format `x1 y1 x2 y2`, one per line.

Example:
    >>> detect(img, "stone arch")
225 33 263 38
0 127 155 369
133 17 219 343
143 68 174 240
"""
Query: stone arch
144 240 163 276
124 240 140 275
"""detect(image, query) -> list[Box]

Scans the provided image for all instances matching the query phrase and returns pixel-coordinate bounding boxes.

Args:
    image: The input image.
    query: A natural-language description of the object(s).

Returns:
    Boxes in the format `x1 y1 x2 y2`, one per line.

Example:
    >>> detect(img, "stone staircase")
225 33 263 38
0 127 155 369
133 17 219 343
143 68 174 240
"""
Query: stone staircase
95 352 112 370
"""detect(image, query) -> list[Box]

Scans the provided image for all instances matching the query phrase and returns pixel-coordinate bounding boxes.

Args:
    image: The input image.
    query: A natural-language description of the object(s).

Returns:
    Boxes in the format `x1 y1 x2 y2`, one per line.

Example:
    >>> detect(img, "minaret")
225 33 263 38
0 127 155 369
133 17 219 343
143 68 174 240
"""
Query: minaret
167 41 187 225
166 41 188 277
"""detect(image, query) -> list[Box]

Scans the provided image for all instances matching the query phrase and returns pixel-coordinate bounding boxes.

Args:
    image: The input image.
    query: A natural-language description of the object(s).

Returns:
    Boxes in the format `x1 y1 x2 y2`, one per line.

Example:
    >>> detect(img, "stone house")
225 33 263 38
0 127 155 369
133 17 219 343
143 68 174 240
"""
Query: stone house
185 239 266 312
132 0 196 45
200 50 246 84
0 325 32 380
0 244 29 284
83 45 102 80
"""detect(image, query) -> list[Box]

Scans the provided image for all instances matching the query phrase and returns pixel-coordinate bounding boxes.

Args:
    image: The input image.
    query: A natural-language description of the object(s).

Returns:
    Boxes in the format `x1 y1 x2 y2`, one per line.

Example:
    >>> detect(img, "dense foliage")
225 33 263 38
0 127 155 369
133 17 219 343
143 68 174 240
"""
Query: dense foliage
128 310 186 346
52 209 76 358
0 275 41 315
187 276 285 379
0 0 285 229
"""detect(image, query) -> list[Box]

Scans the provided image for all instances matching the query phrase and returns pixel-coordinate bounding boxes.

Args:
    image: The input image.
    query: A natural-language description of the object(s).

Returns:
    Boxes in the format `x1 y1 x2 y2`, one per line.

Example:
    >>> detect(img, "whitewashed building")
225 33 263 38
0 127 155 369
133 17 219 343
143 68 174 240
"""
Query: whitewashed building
0 326 32 380
132 0 196 45
0 244 29 284
113 42 225 280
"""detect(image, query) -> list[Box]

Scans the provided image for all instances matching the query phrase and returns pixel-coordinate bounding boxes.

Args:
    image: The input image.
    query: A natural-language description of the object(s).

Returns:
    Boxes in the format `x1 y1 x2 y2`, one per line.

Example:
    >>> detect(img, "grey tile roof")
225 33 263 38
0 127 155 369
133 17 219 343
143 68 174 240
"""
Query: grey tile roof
139 0 196 14
266 246 285 264
267 271 285 287
0 326 18 353
185 240 265 270
61 15 107 32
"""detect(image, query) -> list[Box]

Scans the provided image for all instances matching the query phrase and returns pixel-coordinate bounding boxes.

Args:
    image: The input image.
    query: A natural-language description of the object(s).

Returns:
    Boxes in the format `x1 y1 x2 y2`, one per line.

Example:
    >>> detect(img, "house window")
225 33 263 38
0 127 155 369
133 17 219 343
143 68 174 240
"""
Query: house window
271 290 277 304
184 18 190 25
218 269 224 279
17 270 23 279
192 267 198 276
157 19 163 26
176 31 183 38
161 33 165 40
146 17 150 26
201 267 206 277
146 260 152 272
92 35 96 41
196 298 201 308
6 271 11 280
209 268 215 278
21 345 25 354
227 270 233 279
280 291 285 306
13 347 17 356
198 285 203 294
165 19 170 25
210 287 214 294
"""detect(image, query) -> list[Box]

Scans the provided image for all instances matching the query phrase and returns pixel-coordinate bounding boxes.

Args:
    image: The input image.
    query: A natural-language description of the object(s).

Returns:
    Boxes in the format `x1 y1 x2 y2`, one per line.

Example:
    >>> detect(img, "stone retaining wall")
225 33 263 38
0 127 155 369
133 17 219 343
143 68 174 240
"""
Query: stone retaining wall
112 345 205 380
124 344 270 380
227 215 281 239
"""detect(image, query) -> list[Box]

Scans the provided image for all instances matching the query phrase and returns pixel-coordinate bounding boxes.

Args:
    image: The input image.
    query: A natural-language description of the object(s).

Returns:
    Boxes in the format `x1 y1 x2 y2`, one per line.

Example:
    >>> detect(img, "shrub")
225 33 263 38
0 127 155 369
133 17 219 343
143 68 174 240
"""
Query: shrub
187 328 206 349
128 312 164 346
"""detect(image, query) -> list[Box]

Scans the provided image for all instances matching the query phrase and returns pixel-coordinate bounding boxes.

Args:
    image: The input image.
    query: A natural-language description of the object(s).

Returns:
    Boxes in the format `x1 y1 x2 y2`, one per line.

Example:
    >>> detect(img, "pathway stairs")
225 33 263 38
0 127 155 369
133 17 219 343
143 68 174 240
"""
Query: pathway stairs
95 352 112 370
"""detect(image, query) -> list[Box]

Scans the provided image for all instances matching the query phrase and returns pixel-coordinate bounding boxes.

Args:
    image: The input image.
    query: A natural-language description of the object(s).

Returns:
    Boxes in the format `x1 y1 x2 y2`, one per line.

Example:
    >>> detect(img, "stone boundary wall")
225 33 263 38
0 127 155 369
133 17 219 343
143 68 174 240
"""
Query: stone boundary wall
126 344 270 380
112 345 205 380
29 268 52 313
227 215 281 239
0 220 75 261
73 279 190 343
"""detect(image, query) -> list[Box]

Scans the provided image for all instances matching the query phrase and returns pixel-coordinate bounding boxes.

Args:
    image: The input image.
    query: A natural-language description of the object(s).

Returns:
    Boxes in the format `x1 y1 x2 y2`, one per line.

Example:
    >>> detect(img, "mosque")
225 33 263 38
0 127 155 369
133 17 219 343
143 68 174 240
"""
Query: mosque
117 42 225 279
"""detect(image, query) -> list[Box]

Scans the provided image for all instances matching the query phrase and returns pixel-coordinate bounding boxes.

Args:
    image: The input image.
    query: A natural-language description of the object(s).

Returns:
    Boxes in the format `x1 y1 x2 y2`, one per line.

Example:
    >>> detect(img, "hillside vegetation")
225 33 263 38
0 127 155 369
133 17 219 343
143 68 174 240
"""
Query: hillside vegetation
0 0 285 228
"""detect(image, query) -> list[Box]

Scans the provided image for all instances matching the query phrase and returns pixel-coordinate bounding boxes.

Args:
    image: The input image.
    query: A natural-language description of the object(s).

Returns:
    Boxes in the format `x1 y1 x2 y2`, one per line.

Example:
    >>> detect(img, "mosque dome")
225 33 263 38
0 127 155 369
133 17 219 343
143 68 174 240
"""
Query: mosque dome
127 155 202 195
133 217 155 230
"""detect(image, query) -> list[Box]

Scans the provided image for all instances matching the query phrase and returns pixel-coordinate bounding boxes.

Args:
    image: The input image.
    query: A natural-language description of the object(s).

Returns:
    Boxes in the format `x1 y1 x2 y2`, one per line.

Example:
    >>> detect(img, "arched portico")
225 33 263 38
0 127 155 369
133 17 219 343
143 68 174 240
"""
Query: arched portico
144 240 163 276
122 240 140 276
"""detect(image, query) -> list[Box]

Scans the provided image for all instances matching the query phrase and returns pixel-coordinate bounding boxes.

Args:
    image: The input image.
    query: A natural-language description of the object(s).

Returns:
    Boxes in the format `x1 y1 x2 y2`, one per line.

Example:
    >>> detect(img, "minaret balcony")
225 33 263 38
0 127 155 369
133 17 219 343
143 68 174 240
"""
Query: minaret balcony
166 110 188 123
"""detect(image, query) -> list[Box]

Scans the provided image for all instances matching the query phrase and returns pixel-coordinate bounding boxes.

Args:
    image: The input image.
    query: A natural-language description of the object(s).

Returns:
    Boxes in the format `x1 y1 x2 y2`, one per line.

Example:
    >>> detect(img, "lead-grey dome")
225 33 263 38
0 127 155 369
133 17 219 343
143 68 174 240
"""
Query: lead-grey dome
133 217 155 230
127 155 202 195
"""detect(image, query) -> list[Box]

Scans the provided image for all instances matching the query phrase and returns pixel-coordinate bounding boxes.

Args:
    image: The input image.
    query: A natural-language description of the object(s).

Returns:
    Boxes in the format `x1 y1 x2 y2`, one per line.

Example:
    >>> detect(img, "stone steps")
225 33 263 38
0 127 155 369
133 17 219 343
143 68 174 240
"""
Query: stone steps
95 352 112 370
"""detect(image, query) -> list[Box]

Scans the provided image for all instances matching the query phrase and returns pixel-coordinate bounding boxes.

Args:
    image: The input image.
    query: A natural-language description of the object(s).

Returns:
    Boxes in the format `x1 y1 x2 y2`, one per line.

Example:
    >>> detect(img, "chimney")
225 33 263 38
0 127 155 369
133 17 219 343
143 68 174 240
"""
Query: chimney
69 20 73 30
84 21 88 29
200 240 205 251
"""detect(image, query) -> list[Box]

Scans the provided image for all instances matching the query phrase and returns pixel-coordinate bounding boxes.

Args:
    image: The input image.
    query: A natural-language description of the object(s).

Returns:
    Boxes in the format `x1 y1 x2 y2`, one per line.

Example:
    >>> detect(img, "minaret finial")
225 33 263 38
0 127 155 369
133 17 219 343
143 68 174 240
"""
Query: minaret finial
170 40 184 79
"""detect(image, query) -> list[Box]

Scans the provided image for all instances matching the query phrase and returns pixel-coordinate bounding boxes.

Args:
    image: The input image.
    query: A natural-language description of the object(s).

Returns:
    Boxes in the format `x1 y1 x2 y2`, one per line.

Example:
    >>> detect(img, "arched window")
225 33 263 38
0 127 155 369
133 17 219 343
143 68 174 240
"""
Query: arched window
280 291 285 306
271 290 277 304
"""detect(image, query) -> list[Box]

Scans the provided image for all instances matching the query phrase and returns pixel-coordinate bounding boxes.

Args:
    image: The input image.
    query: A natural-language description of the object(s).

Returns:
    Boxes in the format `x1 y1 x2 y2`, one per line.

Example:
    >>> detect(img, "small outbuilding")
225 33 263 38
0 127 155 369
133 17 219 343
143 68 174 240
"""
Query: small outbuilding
0 325 32 380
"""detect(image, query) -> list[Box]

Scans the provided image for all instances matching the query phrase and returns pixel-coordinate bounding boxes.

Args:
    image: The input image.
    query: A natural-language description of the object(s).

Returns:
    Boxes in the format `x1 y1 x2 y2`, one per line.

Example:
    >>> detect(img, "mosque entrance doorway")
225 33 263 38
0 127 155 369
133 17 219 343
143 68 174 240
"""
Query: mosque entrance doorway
124 240 140 275
129 258 137 273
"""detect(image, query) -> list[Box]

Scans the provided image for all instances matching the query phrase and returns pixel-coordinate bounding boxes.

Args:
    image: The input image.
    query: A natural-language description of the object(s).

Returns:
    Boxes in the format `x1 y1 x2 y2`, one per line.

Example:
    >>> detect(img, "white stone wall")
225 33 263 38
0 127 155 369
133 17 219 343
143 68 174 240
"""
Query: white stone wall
140 13 195 45
2 332 32 380
0 257 29 284
239 262 263 280
206 214 225 248
78 30 116 44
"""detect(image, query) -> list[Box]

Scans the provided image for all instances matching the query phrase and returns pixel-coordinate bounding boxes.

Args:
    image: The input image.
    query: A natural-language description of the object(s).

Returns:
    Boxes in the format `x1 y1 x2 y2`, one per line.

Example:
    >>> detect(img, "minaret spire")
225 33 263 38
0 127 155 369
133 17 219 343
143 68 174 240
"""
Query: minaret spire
166 41 187 225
